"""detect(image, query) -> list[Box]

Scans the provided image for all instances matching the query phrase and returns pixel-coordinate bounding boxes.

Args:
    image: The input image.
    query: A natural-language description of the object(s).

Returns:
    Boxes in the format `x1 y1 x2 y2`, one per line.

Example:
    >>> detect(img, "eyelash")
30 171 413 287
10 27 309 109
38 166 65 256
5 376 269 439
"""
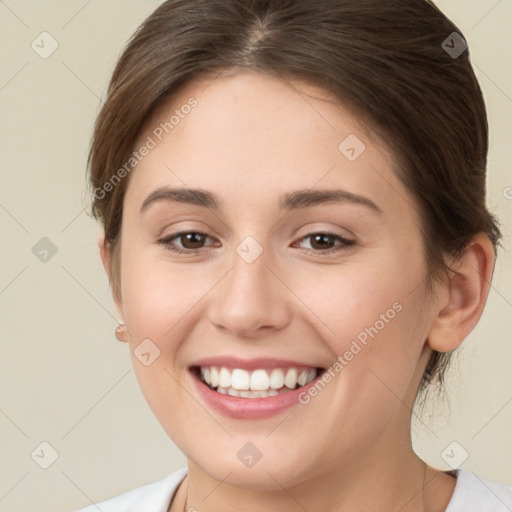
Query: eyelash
157 230 355 256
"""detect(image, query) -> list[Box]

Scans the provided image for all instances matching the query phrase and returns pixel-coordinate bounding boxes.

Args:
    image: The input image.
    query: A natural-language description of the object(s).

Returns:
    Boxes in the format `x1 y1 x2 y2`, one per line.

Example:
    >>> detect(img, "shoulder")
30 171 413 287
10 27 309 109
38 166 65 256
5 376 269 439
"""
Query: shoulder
446 469 512 512
72 467 188 512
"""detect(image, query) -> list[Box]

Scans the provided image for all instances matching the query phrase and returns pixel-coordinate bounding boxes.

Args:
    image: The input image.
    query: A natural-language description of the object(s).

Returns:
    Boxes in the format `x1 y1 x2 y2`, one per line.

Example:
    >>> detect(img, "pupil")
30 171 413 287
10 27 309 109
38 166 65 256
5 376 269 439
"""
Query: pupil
312 234 333 250
184 233 204 249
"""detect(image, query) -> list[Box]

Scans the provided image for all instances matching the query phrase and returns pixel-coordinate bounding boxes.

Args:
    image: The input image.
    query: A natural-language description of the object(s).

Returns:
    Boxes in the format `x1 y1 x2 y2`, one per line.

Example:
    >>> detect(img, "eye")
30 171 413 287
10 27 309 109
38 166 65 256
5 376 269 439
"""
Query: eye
158 231 217 254
294 232 355 255
158 230 355 256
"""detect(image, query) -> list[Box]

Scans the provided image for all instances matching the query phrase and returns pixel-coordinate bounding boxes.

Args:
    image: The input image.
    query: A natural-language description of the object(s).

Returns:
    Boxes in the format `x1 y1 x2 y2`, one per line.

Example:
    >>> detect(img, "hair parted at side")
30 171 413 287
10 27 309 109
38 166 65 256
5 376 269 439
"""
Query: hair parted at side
87 0 502 397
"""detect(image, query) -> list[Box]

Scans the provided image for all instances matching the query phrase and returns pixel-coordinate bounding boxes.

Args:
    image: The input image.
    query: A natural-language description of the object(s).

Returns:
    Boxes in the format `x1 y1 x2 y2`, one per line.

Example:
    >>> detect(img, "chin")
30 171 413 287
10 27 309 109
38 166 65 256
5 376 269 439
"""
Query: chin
187 442 317 491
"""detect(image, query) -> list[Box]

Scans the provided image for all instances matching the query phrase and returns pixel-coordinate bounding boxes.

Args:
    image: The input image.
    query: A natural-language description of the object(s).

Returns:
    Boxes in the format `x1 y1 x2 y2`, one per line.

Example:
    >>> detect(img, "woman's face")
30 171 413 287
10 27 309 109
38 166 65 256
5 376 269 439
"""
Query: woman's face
112 70 442 488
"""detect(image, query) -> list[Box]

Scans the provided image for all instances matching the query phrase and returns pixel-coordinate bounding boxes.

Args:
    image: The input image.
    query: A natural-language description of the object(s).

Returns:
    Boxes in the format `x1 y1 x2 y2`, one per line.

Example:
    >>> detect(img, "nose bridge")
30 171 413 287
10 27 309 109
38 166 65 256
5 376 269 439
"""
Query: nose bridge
207 236 290 338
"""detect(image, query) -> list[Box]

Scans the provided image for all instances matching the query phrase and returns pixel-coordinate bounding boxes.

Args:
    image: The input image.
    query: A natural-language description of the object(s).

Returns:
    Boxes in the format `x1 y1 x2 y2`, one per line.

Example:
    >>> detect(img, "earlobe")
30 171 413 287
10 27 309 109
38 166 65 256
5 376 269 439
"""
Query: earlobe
427 233 496 353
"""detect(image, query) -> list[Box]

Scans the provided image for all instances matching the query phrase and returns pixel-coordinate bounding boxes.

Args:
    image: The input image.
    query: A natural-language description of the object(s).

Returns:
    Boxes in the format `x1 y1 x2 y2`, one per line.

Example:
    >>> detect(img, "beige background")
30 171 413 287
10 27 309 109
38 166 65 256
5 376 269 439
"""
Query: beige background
0 1 511 511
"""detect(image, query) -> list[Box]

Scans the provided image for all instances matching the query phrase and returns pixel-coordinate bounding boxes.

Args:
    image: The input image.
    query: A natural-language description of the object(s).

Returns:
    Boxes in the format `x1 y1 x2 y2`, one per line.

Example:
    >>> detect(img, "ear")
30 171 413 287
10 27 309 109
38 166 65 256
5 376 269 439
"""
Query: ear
427 232 496 353
98 232 124 322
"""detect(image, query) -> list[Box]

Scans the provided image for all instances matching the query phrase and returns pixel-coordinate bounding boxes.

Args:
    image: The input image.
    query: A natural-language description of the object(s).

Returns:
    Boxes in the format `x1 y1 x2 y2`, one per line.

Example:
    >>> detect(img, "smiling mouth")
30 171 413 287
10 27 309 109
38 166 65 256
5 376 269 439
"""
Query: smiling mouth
191 365 324 398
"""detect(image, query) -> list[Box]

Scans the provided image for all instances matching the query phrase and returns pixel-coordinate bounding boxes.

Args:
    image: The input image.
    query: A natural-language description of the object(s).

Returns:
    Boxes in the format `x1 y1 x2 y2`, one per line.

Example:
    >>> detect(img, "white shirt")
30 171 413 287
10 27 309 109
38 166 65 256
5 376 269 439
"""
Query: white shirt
73 467 512 512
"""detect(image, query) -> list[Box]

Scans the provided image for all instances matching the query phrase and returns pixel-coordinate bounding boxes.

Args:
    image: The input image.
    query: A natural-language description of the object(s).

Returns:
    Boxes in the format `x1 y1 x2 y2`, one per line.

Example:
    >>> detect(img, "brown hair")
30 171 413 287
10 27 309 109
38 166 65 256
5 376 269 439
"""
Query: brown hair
87 0 502 396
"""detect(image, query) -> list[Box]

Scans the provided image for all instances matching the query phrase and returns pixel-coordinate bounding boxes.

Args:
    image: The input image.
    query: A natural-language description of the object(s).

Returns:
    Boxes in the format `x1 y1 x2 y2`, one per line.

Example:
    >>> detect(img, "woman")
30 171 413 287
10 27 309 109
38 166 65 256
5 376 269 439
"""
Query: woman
76 0 512 510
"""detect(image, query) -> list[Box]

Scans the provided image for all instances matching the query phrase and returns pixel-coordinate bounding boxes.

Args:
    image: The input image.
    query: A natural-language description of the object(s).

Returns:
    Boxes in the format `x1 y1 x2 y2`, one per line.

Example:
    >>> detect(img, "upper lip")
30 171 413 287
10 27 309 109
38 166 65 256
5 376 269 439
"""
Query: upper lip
189 356 324 371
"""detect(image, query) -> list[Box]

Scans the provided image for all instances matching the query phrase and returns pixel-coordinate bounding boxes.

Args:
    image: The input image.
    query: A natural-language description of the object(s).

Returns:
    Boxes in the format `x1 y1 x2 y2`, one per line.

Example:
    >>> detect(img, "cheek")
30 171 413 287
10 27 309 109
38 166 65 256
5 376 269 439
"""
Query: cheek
120 246 212 341
118 250 216 444
293 255 411 348
298 249 429 398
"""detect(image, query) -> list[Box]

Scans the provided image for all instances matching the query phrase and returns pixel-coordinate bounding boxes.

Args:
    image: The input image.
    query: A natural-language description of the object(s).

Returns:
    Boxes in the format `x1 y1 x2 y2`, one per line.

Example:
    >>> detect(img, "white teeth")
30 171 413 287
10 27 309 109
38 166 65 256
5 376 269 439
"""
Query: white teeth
199 365 319 395
210 367 220 387
284 368 298 389
219 367 231 388
231 369 250 390
250 369 270 390
269 368 284 389
297 369 308 386
221 387 290 398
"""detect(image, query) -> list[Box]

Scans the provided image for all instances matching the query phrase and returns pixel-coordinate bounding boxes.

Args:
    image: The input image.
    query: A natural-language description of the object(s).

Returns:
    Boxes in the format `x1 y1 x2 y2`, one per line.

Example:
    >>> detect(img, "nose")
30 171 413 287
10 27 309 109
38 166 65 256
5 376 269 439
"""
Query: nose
206 246 292 340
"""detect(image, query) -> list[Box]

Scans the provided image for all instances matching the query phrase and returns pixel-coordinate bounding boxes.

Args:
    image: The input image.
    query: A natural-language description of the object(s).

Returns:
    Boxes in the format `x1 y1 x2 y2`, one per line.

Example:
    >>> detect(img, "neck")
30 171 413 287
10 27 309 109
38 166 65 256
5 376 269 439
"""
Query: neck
175 431 446 512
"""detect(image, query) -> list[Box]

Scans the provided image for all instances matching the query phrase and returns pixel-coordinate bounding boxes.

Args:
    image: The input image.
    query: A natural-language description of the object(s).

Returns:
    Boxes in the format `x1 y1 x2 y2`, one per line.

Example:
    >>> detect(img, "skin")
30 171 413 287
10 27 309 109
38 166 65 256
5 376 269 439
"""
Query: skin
99 70 495 512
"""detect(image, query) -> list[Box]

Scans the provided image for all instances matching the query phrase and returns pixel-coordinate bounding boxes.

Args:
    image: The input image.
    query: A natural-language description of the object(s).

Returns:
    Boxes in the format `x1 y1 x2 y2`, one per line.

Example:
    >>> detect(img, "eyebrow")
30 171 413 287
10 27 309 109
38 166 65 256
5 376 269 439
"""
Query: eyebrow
140 186 383 215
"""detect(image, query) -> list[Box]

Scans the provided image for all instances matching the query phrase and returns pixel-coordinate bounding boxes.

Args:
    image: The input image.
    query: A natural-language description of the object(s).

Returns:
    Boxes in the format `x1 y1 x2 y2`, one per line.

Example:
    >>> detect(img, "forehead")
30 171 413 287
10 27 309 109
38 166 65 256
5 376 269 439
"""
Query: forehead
126 70 411 221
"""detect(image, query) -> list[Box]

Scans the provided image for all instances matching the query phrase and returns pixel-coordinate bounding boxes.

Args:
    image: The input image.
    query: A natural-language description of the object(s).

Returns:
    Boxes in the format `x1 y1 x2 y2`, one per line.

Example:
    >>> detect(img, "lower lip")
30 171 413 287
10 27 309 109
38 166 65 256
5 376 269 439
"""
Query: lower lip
190 369 323 419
